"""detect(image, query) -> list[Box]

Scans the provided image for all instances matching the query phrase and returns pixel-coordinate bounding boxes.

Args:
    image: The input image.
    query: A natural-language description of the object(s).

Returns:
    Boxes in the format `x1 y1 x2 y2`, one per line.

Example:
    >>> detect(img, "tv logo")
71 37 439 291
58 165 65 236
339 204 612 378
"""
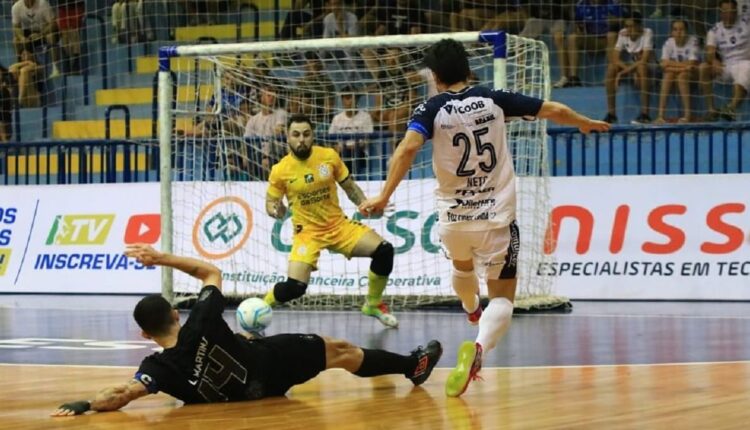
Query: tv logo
124 214 161 244
46 214 115 245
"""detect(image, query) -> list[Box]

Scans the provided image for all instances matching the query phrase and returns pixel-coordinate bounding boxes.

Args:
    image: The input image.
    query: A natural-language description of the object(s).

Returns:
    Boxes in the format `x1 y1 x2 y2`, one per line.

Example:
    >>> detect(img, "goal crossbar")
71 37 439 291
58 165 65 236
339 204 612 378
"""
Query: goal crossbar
158 31 506 62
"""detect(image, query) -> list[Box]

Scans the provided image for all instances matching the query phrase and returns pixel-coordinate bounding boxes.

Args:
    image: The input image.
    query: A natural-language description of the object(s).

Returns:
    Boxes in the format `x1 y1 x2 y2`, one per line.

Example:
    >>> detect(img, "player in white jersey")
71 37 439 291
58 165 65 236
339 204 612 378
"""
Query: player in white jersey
358 39 610 397
656 19 701 123
699 0 750 121
604 11 654 124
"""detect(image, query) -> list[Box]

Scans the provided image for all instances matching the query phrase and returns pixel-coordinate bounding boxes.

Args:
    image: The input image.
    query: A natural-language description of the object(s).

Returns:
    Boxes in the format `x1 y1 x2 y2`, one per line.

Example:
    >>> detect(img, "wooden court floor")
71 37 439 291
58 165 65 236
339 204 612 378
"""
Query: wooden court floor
2 299 750 429
3 363 750 429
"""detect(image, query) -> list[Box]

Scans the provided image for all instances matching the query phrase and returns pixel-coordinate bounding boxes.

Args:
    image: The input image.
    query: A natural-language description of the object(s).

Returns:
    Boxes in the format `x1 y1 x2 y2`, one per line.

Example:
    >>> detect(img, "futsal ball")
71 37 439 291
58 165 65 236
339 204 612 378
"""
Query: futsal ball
236 298 273 332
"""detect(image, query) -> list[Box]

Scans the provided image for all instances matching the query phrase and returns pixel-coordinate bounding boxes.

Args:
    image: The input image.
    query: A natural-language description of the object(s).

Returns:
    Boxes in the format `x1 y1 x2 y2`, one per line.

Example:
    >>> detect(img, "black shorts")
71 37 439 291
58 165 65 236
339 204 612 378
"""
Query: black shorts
254 333 326 396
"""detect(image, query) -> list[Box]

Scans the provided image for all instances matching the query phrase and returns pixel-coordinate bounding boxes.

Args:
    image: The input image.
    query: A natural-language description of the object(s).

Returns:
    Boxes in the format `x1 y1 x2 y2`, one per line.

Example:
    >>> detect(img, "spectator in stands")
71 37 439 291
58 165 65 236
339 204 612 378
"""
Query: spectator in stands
603 11 653 124
278 0 327 39
408 65 477 101
177 0 229 26
240 58 273 116
322 0 359 37
321 0 359 72
8 48 43 108
481 0 527 33
450 1 527 34
373 48 417 137
519 2 573 88
361 0 426 84
421 0 457 32
294 52 335 125
12 0 61 78
328 86 374 173
244 87 288 173
655 19 700 124
373 0 426 35
699 0 750 122
188 72 246 138
0 67 12 142
565 0 624 88
286 89 315 121
56 0 84 73
112 0 136 43
112 0 157 43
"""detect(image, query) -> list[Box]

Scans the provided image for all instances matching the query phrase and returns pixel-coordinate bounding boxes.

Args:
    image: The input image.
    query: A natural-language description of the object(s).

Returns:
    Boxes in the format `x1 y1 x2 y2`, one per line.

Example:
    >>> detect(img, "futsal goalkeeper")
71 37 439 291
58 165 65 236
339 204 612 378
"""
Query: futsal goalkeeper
263 113 398 328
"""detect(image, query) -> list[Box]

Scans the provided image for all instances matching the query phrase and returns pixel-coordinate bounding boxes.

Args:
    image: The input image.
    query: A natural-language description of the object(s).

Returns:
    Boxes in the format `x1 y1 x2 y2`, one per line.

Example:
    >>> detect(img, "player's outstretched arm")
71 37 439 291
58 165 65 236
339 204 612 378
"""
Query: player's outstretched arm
125 244 222 290
266 194 287 220
338 176 367 207
358 130 424 215
537 101 611 134
51 379 148 416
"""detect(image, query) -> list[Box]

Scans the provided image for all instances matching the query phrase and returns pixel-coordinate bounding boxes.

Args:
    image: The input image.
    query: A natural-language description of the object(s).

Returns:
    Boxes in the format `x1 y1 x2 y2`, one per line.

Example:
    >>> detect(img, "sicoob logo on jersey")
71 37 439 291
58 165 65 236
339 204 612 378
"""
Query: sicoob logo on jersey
442 100 485 115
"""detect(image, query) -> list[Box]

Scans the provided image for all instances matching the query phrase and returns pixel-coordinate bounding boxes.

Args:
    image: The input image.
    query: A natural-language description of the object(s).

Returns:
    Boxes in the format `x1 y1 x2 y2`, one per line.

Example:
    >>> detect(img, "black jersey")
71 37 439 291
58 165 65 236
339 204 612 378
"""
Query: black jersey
134 286 275 403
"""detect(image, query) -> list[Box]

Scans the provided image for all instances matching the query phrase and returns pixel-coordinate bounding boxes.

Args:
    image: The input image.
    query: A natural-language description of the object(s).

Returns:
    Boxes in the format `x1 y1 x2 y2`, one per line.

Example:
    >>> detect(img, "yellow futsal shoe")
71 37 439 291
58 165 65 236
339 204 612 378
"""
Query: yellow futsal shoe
361 302 399 328
263 290 276 307
445 341 483 397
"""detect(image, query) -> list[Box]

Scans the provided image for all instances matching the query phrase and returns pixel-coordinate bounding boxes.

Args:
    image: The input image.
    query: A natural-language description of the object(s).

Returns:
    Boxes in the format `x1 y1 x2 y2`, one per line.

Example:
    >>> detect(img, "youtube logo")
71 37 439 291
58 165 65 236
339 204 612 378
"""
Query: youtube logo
124 214 161 244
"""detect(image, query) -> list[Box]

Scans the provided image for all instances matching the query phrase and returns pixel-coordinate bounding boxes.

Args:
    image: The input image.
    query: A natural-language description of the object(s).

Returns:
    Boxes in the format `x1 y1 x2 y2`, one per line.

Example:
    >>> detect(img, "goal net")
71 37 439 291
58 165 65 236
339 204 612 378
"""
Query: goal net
159 31 562 311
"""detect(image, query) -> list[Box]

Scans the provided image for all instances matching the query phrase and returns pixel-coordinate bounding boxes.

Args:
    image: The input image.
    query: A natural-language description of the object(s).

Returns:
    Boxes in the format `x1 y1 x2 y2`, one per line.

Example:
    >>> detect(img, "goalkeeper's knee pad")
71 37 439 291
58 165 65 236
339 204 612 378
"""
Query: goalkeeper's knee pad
273 278 308 303
370 241 394 276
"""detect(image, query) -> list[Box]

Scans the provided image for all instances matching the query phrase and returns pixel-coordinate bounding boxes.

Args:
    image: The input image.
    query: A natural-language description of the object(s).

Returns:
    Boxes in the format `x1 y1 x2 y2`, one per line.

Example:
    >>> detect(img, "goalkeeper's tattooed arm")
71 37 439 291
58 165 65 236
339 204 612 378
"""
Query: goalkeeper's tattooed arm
266 194 287 219
338 176 367 206
51 379 149 416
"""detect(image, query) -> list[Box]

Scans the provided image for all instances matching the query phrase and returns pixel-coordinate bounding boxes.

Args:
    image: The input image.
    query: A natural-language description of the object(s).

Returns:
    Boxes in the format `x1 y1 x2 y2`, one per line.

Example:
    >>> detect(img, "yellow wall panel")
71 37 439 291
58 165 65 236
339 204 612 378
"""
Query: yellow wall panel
53 118 194 139
7 153 149 175
96 85 214 105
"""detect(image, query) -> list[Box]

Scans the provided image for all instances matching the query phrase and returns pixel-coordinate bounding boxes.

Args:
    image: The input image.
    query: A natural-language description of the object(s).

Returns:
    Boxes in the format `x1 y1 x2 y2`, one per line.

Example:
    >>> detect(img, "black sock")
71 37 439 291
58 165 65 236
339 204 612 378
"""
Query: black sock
353 349 416 377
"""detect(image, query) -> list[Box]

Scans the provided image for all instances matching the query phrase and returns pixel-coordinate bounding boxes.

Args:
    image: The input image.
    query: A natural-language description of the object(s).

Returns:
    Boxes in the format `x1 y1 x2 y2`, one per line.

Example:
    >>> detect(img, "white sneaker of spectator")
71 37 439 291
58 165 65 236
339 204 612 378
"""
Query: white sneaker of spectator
553 76 568 88
50 64 61 79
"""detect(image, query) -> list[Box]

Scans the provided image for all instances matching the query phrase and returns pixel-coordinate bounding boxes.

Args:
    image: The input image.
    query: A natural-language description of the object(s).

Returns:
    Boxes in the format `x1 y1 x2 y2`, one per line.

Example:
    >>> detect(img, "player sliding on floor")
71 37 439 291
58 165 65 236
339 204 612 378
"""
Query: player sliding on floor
263 113 398 328
51 244 442 416
359 39 610 397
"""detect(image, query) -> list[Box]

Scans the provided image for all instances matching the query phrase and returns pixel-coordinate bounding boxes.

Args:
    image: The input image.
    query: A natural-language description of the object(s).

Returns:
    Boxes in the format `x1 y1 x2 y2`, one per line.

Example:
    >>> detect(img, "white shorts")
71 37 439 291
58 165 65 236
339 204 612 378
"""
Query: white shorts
438 221 519 280
717 60 750 91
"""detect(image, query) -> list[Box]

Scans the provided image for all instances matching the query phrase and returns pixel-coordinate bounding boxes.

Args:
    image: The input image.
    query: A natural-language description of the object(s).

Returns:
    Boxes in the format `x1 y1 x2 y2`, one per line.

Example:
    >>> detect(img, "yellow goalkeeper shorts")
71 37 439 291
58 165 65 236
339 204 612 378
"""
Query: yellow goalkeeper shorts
289 219 373 269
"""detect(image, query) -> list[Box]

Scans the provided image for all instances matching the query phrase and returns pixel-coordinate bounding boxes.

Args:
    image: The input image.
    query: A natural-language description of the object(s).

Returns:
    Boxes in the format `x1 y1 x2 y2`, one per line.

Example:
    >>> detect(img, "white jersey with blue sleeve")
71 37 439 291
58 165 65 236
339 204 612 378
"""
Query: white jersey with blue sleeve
407 86 543 231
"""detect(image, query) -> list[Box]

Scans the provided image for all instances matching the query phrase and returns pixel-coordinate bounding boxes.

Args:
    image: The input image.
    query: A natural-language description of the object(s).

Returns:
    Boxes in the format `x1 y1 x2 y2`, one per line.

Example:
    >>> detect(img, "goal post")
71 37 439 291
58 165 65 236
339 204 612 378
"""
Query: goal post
157 31 565 311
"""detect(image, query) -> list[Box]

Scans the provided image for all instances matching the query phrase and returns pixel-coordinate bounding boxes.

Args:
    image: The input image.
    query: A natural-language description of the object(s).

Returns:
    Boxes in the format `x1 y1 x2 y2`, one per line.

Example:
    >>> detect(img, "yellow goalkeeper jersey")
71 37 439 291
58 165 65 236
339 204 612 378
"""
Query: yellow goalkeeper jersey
267 146 350 232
